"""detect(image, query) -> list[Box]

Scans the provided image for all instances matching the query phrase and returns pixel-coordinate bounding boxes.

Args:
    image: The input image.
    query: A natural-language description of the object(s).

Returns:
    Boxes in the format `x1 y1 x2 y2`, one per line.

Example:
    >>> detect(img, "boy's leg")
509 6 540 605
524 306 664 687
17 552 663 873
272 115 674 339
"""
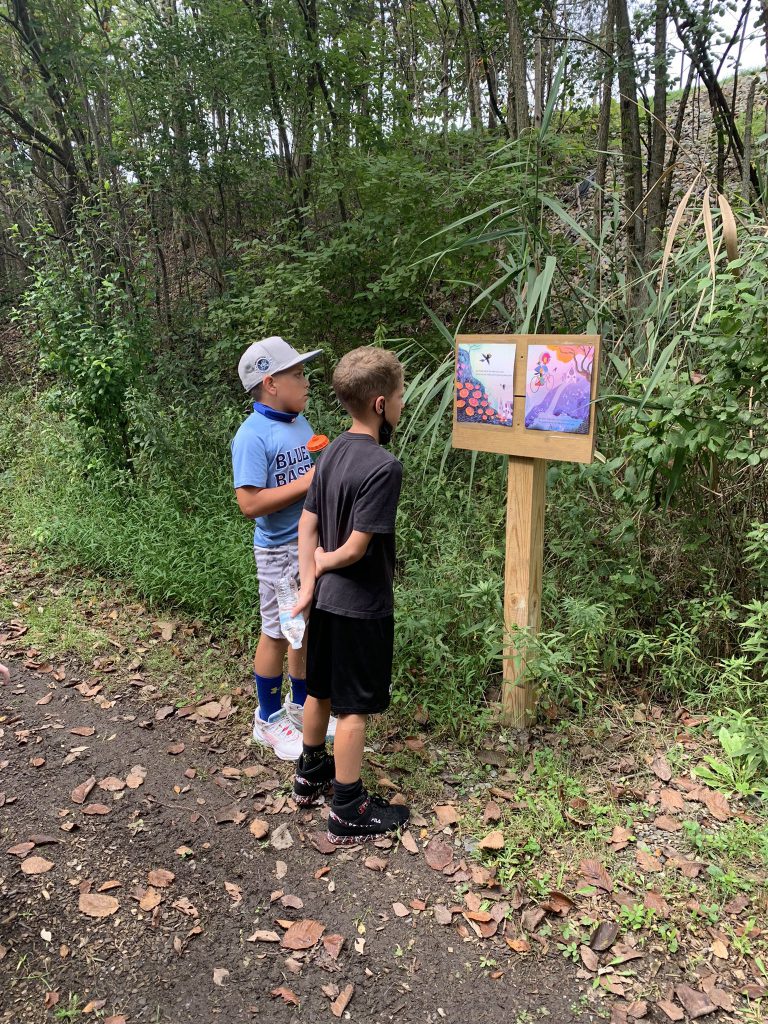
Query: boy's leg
332 714 366 783
292 618 335 802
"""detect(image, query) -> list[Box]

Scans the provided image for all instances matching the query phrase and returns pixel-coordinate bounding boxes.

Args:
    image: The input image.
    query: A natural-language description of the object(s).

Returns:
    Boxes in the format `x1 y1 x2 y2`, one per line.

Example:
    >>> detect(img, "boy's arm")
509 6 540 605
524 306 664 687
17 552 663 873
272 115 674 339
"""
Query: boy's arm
315 531 372 574
236 468 314 520
293 509 319 616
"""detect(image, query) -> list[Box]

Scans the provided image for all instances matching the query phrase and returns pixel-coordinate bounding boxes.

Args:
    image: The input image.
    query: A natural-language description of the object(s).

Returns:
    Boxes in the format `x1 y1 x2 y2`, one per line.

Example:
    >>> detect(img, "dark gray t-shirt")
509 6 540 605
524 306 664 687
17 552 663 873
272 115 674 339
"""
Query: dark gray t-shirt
304 432 402 619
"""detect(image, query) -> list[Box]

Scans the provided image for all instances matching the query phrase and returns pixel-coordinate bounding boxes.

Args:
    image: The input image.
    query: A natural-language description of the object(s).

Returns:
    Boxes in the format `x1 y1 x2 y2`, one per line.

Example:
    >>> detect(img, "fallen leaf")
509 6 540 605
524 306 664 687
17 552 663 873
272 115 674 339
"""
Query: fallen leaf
521 907 546 932
364 856 387 872
197 701 222 720
213 967 229 987
37 693 53 706
98 776 126 792
636 848 663 873
247 930 281 942
650 754 672 782
477 830 505 851
322 934 344 959
644 891 671 918
147 868 175 888
330 983 354 1017
79 893 119 918
701 789 731 822
483 801 501 823
98 880 121 892
580 945 599 971
20 856 54 875
270 823 294 850
104 1017 127 1024
83 999 107 1012
7 842 34 857
281 919 325 951
225 881 243 904
139 888 162 912
392 902 410 918
44 991 60 1009
280 894 303 910
275 860 288 879
70 726 95 737
310 832 336 855
167 742 185 755
400 830 418 854
579 859 614 892
506 937 531 954
654 815 682 832
215 806 246 826
81 803 111 816
271 986 299 1006
660 787 686 812
590 921 620 951
433 905 453 925
656 999 684 1021
711 938 729 960
71 777 97 804
541 890 574 916
249 818 269 839
608 825 633 851
424 836 453 871
675 984 717 1019
433 804 459 827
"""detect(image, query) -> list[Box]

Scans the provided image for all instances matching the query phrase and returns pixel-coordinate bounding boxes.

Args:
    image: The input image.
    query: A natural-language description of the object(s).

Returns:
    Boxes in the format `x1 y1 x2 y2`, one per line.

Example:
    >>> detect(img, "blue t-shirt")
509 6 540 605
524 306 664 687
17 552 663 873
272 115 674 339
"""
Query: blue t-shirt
231 404 313 548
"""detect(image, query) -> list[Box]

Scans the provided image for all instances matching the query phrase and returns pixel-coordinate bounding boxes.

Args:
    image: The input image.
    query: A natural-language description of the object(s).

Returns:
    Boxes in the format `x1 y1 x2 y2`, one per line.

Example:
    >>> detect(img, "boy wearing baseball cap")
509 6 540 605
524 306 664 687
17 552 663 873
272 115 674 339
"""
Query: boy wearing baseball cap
232 336 336 761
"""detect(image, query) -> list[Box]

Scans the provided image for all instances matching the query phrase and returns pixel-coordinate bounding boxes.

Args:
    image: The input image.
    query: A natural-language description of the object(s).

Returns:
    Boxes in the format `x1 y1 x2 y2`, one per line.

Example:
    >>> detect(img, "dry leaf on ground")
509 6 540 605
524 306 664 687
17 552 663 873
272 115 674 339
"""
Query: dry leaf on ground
20 856 54 875
578 859 614 892
79 893 119 918
433 804 459 827
477 830 505 851
281 919 325 951
424 836 453 871
330 983 354 1018
147 868 175 888
271 986 300 1006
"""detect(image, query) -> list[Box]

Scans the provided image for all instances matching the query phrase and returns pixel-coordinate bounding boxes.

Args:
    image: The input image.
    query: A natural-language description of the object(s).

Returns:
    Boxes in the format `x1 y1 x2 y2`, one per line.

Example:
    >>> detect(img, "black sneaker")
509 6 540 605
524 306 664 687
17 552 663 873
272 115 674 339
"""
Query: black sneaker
293 751 335 807
327 791 410 846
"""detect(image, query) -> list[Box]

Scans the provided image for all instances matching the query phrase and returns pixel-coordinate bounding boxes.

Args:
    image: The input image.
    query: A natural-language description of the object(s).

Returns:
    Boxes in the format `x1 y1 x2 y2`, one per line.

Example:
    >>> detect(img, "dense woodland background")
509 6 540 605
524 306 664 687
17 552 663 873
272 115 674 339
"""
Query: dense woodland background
0 0 766 734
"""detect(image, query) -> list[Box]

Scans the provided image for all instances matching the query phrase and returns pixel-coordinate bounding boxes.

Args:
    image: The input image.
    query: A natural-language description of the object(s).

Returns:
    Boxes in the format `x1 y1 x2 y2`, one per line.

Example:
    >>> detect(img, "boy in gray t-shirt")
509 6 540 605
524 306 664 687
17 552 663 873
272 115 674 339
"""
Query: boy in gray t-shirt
292 347 410 844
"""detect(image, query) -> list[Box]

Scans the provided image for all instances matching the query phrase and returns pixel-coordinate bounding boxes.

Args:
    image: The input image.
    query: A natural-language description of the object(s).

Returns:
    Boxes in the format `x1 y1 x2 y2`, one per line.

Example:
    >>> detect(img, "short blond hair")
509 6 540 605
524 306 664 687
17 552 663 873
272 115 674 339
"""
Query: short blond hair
333 347 404 416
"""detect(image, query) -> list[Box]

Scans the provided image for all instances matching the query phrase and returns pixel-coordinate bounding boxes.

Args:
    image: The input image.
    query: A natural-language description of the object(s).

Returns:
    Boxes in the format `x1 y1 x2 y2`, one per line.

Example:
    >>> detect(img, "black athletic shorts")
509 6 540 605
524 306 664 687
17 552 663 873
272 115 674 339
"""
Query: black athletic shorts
306 606 394 715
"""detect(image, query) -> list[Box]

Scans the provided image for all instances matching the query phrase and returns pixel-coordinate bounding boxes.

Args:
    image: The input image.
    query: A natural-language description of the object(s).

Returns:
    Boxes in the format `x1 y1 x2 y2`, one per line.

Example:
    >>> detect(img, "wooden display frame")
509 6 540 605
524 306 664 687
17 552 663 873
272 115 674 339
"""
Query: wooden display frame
452 333 601 464
451 332 601 727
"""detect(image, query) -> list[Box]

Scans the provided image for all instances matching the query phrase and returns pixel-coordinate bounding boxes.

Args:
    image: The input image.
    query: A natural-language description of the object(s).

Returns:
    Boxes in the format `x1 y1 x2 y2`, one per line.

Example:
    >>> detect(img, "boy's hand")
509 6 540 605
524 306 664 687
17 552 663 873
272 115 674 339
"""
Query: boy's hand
314 546 328 577
292 585 314 618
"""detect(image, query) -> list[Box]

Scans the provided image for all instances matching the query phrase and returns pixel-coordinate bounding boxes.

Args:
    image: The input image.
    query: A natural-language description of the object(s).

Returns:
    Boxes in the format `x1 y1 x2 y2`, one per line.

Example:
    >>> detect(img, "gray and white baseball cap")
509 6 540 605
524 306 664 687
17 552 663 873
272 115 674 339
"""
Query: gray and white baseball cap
238 336 322 392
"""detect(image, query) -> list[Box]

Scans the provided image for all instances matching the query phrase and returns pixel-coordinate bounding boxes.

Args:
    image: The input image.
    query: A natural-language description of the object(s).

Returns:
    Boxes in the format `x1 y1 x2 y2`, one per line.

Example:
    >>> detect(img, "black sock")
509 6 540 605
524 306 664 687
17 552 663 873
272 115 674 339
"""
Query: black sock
333 778 364 805
302 741 327 767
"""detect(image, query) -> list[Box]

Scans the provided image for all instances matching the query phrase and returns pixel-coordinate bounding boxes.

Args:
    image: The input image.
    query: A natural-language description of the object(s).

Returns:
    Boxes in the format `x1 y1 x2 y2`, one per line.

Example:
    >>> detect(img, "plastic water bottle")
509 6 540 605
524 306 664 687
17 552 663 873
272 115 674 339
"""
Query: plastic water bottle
274 573 305 650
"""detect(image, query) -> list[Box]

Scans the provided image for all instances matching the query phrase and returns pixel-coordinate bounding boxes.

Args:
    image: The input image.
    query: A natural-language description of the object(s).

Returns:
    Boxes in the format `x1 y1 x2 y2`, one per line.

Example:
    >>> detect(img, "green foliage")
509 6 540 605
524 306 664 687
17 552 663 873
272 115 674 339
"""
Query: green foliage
13 200 154 469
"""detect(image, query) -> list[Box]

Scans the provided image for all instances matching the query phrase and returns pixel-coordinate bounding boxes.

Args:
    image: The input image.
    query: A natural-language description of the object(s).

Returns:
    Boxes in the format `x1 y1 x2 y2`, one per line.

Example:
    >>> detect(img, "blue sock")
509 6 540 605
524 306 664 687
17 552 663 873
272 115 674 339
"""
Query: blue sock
254 673 283 721
289 675 307 706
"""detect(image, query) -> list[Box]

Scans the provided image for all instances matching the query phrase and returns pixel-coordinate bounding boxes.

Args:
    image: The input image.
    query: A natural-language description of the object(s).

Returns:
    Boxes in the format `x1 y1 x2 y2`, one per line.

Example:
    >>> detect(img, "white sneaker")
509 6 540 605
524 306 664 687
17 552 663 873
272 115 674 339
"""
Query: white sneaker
284 698 338 741
252 707 303 761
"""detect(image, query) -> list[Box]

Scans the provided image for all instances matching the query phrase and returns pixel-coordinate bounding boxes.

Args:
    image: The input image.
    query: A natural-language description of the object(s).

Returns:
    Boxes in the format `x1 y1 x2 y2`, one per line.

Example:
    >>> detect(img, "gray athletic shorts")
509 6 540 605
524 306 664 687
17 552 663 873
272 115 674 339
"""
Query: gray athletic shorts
254 541 300 640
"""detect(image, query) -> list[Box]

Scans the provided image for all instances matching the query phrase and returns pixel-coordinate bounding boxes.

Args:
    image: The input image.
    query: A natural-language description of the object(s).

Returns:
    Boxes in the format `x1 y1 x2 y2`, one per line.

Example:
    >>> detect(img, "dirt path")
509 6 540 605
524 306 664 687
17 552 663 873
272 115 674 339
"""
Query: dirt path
0 658 594 1024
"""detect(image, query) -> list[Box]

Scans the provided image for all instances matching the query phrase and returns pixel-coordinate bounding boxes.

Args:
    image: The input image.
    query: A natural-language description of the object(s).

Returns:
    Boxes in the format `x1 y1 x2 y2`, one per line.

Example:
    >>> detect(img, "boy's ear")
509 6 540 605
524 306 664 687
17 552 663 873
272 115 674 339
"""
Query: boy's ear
374 395 385 415
262 374 277 395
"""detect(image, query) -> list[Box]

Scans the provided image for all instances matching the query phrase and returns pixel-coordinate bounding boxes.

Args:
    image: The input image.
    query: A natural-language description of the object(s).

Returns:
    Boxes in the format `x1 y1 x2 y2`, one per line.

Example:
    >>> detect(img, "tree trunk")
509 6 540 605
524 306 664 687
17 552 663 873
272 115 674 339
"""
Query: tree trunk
615 0 645 267
504 0 529 137
644 0 668 263
594 0 616 238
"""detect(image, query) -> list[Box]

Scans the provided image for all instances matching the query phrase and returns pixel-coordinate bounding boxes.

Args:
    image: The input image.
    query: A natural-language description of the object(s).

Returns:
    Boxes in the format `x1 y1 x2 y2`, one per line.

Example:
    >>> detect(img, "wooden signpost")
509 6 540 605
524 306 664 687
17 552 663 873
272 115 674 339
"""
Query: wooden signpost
452 334 601 727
